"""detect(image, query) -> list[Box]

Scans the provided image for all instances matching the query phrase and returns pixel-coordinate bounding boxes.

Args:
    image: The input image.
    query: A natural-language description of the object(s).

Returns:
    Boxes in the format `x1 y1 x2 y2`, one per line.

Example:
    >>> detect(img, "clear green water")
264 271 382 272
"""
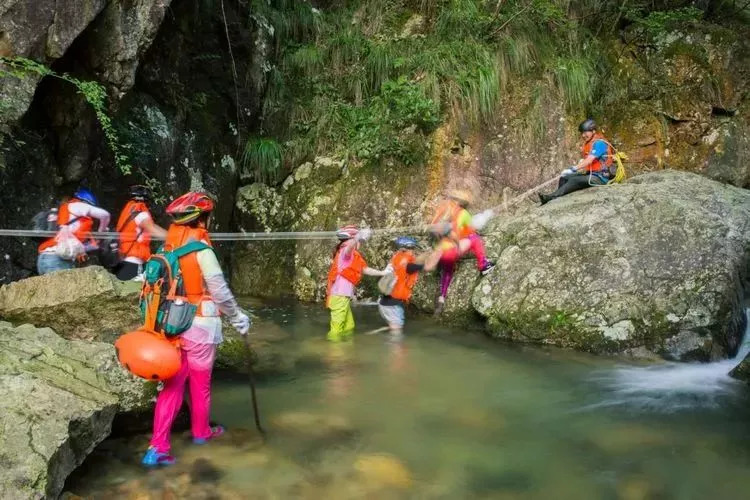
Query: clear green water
66 303 750 499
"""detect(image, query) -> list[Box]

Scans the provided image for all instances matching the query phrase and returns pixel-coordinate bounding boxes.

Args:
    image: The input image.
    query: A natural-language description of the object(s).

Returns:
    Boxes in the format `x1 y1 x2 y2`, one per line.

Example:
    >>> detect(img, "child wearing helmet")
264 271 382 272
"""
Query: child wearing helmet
377 236 424 336
429 189 494 314
326 225 388 342
37 187 111 275
539 118 614 204
142 191 251 467
113 185 167 280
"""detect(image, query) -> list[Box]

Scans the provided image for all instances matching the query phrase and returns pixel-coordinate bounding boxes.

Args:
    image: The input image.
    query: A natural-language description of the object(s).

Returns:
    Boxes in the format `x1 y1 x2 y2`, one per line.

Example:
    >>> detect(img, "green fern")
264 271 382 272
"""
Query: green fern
241 138 283 185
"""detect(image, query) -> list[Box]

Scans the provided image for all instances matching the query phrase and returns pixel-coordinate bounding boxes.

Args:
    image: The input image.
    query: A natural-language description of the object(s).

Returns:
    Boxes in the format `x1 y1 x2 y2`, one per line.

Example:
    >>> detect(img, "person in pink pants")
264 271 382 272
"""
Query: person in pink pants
142 192 251 467
147 335 217 458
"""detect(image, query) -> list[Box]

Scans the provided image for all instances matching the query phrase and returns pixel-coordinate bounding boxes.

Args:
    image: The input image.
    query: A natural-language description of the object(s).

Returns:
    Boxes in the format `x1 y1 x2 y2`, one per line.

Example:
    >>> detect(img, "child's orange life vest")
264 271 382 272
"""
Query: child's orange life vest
326 244 367 306
389 249 418 302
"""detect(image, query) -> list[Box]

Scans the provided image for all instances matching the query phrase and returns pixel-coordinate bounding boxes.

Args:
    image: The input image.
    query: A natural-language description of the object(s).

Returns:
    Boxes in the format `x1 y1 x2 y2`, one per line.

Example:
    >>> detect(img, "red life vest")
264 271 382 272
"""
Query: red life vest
164 224 212 306
117 200 152 262
431 199 474 239
389 250 418 302
38 198 94 253
581 132 614 174
326 244 367 306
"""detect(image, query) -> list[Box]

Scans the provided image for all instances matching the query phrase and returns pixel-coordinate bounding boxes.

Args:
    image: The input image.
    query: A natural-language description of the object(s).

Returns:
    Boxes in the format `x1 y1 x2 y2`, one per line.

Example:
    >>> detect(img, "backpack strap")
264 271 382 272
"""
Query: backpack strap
117 208 144 256
116 208 141 232
172 241 212 258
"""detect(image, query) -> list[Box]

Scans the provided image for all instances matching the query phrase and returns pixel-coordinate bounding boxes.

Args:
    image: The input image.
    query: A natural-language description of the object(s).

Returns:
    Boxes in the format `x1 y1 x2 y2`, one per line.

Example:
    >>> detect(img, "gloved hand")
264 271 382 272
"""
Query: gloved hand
471 209 494 231
384 263 395 274
230 311 251 336
357 228 372 241
561 167 577 177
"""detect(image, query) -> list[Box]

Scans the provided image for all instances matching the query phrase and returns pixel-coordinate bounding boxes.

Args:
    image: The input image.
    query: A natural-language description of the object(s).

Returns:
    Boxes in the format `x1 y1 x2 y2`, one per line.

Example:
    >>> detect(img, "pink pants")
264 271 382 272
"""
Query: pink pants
439 234 488 297
149 338 217 453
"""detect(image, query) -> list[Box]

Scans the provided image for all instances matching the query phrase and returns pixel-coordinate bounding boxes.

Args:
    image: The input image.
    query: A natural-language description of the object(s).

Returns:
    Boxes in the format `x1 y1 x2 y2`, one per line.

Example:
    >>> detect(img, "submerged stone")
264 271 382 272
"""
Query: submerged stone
354 453 413 489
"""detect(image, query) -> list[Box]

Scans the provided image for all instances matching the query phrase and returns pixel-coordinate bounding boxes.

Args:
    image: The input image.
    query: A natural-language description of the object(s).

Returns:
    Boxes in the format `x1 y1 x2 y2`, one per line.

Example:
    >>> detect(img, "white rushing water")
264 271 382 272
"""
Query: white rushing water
592 310 750 412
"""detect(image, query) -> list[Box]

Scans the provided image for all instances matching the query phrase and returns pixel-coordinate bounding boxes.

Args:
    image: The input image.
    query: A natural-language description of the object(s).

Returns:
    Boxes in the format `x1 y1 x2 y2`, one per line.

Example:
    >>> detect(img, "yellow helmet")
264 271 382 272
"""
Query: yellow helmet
448 189 473 207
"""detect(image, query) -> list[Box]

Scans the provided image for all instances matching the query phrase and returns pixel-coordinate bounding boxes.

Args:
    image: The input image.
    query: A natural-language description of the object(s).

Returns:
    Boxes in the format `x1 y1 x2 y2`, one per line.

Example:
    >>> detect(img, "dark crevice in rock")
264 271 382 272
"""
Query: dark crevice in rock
711 106 738 117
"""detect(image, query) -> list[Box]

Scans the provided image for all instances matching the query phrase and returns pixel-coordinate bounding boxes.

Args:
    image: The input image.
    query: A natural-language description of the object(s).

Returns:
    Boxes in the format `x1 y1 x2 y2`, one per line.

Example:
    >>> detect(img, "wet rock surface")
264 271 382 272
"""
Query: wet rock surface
0 321 152 499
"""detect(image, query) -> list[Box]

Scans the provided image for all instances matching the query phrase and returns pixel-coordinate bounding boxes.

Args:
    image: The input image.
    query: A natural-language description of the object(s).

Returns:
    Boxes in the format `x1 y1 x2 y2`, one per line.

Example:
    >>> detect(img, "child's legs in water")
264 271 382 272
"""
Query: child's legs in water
378 303 405 334
328 296 355 341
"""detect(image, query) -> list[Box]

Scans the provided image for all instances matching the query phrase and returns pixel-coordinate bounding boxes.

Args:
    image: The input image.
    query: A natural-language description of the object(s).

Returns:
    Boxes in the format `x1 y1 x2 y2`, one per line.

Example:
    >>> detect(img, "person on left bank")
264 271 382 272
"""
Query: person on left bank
114 184 167 280
37 187 111 275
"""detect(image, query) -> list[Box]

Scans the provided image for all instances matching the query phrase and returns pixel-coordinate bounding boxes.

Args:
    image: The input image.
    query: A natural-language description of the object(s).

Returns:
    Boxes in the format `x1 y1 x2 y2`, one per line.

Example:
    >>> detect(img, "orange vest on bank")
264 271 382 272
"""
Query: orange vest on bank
38 198 94 253
389 249 418 302
581 132 614 174
326 245 367 306
117 200 152 262
164 224 212 306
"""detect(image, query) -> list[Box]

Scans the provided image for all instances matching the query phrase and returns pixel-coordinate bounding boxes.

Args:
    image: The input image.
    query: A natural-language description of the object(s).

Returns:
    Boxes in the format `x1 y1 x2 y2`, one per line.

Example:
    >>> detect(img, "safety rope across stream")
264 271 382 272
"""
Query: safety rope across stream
0 176 560 241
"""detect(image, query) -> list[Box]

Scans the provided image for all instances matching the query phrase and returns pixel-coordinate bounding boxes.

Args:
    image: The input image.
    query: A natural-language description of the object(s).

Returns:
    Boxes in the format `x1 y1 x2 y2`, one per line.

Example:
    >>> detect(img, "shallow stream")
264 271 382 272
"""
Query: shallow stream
66 303 750 499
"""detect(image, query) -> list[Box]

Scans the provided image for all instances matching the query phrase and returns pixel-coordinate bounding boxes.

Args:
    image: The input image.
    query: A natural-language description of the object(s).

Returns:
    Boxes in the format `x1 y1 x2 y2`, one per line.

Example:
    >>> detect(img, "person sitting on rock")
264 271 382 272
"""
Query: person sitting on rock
377 237 425 337
142 191 250 467
326 225 388 342
37 187 111 275
113 185 167 281
429 189 494 314
539 119 614 205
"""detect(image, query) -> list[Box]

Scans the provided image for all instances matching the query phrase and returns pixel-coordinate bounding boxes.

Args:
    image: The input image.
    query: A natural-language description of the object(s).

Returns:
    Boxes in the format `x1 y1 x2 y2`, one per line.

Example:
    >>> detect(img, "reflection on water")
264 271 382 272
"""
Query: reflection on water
65 303 750 499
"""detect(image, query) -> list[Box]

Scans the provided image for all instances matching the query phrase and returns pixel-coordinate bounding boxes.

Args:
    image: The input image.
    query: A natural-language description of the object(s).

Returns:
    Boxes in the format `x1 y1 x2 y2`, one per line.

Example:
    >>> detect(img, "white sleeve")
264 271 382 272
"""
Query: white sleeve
70 202 111 231
196 248 240 318
134 211 151 227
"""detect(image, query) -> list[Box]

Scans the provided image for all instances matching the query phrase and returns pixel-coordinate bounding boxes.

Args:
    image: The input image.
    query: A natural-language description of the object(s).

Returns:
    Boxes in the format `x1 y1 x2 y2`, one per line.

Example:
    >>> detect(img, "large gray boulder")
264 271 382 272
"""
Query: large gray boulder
0 321 151 499
474 170 750 360
0 266 141 343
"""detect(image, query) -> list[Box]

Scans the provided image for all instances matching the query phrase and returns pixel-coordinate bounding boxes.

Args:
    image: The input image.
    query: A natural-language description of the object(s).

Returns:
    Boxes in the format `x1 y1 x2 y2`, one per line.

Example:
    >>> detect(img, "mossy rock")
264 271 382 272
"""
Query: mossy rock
0 266 141 343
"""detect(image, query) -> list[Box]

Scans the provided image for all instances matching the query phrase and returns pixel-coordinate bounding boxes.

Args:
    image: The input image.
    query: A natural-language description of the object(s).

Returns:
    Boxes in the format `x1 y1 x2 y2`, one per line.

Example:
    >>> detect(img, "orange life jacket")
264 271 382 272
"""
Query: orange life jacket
581 132 614 174
326 244 367 306
38 198 94 253
389 250 418 302
117 200 152 262
164 224 212 306
431 199 474 239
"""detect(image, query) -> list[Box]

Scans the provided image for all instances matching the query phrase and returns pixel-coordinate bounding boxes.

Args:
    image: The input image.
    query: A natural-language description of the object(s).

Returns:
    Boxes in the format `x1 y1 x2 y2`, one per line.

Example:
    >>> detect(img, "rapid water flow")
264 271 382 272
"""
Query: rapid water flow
65 302 750 499
591 309 750 411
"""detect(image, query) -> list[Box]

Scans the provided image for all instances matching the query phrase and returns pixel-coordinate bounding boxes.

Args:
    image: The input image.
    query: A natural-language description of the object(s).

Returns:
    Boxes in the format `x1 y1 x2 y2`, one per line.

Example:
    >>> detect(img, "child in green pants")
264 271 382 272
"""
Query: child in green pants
325 225 388 341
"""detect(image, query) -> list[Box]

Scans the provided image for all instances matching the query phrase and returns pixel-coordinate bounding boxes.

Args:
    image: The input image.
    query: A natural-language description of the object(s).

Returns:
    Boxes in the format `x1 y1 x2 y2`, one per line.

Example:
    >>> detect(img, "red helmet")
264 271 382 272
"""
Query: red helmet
166 192 215 225
336 225 359 241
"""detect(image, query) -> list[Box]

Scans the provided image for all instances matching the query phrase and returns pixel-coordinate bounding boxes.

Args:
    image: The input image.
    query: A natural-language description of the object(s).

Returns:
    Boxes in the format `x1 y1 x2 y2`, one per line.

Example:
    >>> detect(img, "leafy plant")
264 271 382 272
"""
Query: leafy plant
242 138 283 184
0 56 133 175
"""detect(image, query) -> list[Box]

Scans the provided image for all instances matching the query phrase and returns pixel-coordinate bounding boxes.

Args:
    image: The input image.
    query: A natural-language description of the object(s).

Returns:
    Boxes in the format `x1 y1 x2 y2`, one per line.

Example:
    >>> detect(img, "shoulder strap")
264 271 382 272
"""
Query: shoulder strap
172 241 212 258
117 207 141 232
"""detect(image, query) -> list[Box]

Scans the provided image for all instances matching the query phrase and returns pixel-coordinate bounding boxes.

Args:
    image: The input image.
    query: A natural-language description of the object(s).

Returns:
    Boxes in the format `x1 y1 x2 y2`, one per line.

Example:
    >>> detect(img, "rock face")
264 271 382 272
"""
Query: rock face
0 266 141 343
0 0 271 282
475 171 750 360
0 321 151 499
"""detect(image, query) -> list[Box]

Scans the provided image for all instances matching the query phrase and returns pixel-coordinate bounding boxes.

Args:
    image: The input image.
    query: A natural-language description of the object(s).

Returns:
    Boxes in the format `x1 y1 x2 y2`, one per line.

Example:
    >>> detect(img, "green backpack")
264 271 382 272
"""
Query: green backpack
140 241 212 337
